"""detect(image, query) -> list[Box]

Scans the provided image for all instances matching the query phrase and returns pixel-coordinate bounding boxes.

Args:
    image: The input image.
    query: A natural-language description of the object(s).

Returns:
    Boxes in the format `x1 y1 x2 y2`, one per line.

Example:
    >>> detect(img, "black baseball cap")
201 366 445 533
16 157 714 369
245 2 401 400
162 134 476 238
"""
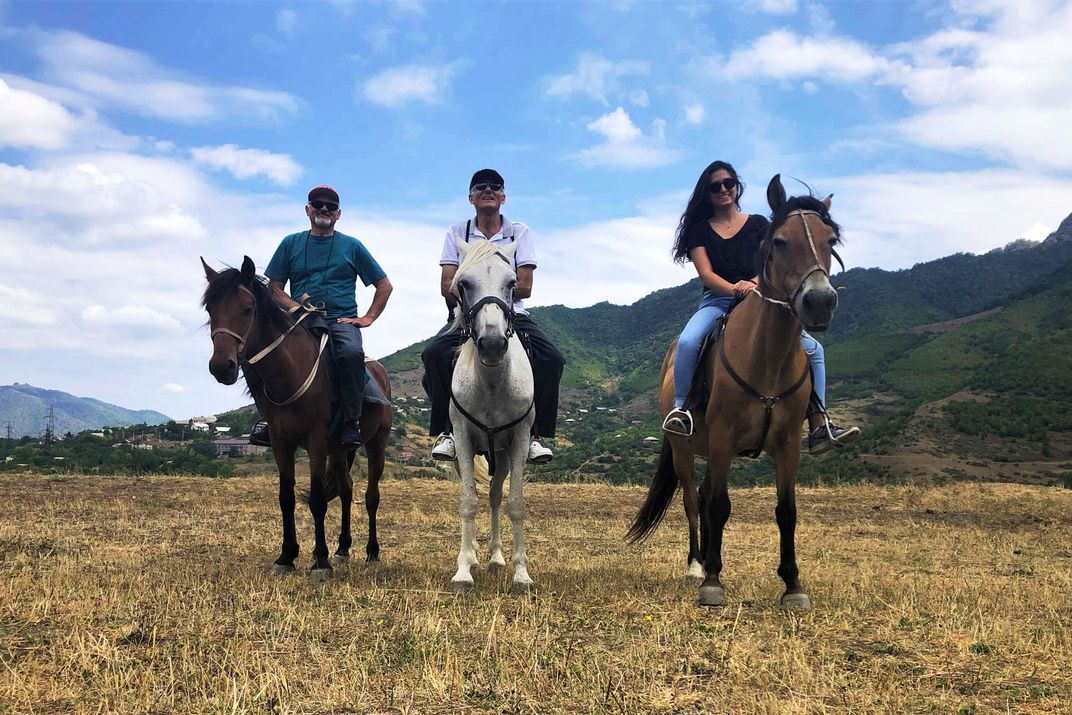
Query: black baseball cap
469 169 504 189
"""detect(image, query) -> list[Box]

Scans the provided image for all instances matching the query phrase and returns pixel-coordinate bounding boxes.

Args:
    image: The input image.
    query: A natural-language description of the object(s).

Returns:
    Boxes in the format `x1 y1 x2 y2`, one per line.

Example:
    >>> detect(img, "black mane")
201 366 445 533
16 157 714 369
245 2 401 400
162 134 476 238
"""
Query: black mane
201 267 295 336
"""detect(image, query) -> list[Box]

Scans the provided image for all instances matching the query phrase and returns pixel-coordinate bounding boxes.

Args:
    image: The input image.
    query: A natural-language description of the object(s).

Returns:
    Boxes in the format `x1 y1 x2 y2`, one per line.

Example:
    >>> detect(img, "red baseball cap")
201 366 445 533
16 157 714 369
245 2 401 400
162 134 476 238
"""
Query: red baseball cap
307 185 340 204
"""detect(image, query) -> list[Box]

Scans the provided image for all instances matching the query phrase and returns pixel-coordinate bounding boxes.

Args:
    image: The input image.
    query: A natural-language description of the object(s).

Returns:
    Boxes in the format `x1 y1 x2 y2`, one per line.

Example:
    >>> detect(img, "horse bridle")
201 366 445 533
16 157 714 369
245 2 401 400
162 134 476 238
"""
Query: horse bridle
460 295 516 343
752 209 845 319
209 284 327 405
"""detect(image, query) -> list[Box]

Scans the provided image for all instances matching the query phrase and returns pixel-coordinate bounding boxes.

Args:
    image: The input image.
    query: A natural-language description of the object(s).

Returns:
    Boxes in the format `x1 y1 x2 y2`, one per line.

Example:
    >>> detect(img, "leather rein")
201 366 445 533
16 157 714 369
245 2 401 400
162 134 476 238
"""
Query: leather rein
209 285 329 406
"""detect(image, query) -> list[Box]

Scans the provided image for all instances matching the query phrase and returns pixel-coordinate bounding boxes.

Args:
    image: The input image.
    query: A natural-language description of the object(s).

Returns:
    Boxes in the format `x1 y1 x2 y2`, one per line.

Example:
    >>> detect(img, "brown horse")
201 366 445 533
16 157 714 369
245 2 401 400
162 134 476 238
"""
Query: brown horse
628 175 843 609
201 256 392 580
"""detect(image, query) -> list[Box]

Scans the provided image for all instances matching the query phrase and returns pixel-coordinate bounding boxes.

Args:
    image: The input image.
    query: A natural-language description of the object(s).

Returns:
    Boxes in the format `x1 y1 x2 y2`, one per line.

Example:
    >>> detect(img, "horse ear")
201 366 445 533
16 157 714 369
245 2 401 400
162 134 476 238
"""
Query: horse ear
822 193 833 210
455 237 471 259
241 256 256 282
767 175 786 213
201 257 217 281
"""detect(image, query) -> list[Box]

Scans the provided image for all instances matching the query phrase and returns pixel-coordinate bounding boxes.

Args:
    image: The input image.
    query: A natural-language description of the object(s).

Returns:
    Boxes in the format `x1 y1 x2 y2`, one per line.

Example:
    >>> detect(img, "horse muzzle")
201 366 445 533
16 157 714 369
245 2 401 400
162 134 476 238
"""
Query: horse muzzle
209 355 239 385
476 334 509 365
795 282 838 332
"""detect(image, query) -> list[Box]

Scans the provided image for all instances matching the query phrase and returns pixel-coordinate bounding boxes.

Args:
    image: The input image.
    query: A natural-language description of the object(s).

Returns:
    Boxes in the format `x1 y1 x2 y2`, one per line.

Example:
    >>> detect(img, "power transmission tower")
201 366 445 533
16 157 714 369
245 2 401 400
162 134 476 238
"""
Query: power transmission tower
43 405 56 447
4 422 11 440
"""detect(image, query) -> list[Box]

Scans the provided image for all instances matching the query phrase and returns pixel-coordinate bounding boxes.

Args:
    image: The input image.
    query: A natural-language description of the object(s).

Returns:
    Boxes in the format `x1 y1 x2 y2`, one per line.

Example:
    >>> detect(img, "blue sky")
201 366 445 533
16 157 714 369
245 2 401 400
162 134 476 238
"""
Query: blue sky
2 0 1071 420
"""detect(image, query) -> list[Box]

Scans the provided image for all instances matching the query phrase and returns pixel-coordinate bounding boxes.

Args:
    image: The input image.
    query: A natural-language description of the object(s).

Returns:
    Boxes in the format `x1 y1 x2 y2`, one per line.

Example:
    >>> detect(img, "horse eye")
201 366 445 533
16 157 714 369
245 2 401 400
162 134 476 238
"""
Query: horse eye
772 237 789 250
827 236 839 246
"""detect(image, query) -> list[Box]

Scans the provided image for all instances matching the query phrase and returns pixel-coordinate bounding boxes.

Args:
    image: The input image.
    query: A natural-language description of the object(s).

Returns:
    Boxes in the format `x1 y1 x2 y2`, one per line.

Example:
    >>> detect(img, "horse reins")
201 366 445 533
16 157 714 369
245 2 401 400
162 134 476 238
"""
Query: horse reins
210 285 328 406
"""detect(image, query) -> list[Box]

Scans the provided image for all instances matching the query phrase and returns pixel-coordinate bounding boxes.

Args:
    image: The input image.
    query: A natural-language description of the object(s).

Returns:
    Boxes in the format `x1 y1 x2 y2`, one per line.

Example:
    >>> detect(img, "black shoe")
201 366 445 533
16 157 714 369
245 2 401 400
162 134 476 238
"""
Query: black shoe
249 421 271 447
808 422 861 455
340 421 362 448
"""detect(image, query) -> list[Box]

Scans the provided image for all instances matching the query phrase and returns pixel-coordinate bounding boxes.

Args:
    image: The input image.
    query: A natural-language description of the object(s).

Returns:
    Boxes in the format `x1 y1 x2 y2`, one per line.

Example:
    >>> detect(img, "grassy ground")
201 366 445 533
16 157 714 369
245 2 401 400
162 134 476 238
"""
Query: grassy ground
1 472 1070 713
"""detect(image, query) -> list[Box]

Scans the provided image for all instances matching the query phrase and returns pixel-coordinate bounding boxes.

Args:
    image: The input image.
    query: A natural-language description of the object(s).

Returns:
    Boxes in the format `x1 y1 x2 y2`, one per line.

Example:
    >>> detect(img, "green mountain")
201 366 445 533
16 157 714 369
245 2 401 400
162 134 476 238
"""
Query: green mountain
382 212 1072 486
0 384 170 438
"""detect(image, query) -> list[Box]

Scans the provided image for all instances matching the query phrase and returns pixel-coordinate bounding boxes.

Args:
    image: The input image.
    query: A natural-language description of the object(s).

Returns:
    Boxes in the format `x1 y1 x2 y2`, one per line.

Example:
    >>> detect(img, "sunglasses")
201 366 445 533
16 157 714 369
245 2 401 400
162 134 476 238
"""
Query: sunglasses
707 178 739 194
309 200 339 211
471 183 503 193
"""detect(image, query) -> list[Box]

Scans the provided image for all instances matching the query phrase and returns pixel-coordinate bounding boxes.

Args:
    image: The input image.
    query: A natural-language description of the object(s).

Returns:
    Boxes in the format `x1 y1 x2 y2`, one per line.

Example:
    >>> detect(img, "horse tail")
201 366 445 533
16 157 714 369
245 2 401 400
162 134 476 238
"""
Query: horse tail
473 454 490 487
297 452 353 505
626 437 679 543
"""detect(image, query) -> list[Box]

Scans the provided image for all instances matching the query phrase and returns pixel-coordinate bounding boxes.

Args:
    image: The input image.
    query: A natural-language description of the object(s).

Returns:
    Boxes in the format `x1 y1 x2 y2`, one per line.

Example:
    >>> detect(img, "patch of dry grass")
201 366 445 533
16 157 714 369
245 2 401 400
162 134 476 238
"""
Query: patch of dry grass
1 473 1069 713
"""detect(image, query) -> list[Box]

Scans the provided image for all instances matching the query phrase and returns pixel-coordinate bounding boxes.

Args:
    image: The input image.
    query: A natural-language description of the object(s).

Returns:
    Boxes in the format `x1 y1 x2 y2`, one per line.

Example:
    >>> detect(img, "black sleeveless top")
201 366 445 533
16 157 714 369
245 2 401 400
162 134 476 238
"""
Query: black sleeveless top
684 214 769 284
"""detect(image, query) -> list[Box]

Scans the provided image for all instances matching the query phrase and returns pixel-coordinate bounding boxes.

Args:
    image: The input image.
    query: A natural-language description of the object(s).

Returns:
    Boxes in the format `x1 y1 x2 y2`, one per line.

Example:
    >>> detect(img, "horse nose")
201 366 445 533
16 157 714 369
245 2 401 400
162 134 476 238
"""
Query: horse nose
477 335 508 359
803 287 838 316
209 357 239 385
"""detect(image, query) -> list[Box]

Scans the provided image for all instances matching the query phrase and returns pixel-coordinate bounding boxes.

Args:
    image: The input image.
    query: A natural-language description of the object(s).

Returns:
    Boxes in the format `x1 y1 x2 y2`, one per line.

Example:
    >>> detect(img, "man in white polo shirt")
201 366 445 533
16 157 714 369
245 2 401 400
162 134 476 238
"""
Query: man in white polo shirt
421 168 565 464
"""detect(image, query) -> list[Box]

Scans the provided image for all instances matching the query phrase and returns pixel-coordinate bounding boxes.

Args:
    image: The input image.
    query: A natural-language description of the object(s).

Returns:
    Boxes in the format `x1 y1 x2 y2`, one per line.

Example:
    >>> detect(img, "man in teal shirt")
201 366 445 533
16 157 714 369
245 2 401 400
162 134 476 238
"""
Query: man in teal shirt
252 185 392 447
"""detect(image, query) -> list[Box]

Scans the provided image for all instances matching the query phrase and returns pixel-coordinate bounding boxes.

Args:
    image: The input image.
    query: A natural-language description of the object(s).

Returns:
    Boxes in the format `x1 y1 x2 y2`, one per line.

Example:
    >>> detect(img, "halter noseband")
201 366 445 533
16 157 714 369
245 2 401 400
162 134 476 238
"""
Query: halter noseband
461 295 516 343
753 209 845 319
209 284 257 359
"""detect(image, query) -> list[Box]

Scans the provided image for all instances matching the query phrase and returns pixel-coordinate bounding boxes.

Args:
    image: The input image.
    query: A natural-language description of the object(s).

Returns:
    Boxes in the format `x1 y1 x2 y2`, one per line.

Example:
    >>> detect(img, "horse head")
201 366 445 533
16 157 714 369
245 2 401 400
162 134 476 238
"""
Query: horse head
201 255 262 385
762 175 843 331
452 238 518 366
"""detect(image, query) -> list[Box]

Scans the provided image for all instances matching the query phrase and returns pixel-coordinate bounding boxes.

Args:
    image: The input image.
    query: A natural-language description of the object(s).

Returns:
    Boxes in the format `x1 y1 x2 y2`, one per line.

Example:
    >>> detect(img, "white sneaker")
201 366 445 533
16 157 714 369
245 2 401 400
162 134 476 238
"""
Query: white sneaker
431 433 457 461
662 408 693 437
527 438 553 464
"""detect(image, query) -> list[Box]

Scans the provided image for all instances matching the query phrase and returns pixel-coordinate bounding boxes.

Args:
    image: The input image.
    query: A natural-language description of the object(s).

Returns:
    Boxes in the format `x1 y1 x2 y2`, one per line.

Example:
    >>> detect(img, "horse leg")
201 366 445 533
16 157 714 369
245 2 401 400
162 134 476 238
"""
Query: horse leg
450 440 480 592
272 445 299 574
307 448 332 581
673 448 703 583
698 438 733 607
330 453 353 566
364 432 385 564
771 440 811 610
507 437 533 595
488 457 508 570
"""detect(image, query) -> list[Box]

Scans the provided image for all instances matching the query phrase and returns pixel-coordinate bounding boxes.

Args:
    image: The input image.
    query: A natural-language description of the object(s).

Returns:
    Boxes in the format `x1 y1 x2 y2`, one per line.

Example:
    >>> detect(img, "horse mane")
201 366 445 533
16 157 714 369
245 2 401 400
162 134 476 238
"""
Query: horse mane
757 195 843 291
448 239 512 332
201 267 295 336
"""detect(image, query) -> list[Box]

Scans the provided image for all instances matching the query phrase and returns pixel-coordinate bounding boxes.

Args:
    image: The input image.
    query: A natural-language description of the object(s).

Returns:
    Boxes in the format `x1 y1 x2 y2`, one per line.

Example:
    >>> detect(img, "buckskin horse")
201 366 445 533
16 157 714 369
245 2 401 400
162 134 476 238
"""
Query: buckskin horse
201 256 392 580
628 175 844 609
446 238 536 594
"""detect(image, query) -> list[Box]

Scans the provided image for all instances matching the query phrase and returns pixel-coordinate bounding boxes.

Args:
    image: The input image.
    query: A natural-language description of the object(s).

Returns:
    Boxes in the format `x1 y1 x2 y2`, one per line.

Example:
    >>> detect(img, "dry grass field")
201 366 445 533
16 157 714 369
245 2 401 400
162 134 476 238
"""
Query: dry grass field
1 472 1070 714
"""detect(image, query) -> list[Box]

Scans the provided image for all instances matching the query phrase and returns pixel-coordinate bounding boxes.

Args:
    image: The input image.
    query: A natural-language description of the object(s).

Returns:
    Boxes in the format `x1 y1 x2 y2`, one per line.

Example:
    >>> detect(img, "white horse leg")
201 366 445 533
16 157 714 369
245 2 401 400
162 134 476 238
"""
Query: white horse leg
451 448 480 591
507 441 532 594
488 459 507 569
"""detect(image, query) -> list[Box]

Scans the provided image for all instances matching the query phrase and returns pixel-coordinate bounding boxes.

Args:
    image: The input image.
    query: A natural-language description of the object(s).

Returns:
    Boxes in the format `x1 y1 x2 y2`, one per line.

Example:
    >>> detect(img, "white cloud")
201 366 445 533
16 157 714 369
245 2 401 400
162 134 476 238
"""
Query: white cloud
28 29 301 123
162 383 188 394
191 144 302 185
573 107 679 169
361 64 456 107
724 29 899 82
546 54 649 104
628 89 649 107
0 78 79 150
82 304 183 333
276 9 297 36
683 103 705 125
757 0 798 14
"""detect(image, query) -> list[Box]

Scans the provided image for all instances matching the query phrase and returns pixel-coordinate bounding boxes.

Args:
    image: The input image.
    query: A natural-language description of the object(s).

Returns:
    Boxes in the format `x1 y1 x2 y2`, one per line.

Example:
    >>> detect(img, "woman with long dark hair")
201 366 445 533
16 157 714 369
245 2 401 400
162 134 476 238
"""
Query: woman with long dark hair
663 161 859 454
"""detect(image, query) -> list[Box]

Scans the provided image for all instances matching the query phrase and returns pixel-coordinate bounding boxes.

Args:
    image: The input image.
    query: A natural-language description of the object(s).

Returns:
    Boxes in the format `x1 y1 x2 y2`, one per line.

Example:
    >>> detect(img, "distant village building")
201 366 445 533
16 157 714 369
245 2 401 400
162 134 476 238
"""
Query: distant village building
642 436 660 444
190 422 210 432
213 439 269 457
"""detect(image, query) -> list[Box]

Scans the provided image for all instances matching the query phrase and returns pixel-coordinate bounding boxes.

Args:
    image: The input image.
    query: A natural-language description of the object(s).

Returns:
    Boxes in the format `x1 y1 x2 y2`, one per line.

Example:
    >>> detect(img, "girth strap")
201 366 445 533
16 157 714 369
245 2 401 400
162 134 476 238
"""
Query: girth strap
449 394 533 475
719 340 810 459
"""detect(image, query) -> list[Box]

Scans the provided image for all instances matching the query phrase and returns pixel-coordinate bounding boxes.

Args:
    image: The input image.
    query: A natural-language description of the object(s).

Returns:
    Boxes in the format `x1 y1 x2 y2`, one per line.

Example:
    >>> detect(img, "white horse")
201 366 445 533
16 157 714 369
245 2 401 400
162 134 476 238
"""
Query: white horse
447 238 536 594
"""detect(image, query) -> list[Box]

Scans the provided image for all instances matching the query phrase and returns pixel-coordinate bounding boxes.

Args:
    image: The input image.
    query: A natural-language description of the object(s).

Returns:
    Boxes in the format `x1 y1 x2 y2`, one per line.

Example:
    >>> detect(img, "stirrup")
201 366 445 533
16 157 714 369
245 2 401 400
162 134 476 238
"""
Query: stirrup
662 408 693 437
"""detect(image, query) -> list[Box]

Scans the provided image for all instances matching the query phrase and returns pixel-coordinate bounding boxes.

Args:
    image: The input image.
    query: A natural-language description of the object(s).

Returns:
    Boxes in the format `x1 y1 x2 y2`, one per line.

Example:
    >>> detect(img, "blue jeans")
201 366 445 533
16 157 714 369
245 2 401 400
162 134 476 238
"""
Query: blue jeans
673 293 829 410
673 292 734 407
328 322 365 422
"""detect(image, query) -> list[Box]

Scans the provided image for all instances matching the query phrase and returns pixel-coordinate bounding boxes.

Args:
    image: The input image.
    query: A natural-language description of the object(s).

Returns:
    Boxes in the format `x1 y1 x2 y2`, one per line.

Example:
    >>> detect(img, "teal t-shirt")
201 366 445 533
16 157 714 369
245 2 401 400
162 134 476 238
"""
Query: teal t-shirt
265 230 387 320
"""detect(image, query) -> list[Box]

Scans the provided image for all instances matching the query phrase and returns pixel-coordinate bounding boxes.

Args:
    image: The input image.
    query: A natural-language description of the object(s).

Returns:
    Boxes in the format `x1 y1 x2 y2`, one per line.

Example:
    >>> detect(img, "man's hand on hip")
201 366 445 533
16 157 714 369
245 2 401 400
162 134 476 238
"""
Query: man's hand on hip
337 316 374 328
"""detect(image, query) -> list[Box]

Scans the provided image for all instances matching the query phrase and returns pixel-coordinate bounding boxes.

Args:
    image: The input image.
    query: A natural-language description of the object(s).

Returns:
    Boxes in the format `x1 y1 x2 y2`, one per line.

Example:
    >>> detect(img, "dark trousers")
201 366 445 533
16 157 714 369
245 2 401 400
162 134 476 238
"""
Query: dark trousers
329 322 365 424
421 314 565 438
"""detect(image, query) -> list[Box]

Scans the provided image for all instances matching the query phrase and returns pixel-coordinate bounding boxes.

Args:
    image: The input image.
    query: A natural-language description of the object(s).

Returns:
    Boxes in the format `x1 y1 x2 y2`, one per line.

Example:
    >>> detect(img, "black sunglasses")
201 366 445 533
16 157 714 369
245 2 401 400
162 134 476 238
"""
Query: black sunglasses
471 183 503 192
309 200 339 211
707 178 739 194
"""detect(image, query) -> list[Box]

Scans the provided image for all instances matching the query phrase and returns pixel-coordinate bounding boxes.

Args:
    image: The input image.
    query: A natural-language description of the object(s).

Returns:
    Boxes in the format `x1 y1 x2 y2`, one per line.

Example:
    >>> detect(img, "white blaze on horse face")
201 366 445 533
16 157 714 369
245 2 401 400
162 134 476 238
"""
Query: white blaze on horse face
791 215 839 330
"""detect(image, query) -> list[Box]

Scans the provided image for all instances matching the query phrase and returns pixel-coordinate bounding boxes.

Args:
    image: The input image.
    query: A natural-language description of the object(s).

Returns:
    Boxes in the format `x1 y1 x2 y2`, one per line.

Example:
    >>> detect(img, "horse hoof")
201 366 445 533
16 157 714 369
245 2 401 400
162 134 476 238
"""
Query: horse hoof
781 593 812 611
450 580 474 594
329 554 349 567
310 568 334 583
509 581 533 596
488 560 506 572
273 564 296 576
698 585 727 607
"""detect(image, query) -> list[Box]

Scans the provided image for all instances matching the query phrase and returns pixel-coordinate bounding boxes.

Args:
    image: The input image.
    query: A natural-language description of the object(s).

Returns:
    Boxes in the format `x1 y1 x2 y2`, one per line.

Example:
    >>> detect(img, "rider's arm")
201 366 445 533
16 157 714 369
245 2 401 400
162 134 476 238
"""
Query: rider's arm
356 276 393 326
440 265 459 310
267 278 300 312
513 265 534 300
689 247 737 295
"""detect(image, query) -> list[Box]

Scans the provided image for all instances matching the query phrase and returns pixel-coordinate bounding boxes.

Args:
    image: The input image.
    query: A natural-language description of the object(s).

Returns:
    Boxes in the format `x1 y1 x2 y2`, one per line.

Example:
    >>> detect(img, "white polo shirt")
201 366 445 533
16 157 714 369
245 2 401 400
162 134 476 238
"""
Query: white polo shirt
439 215 537 314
